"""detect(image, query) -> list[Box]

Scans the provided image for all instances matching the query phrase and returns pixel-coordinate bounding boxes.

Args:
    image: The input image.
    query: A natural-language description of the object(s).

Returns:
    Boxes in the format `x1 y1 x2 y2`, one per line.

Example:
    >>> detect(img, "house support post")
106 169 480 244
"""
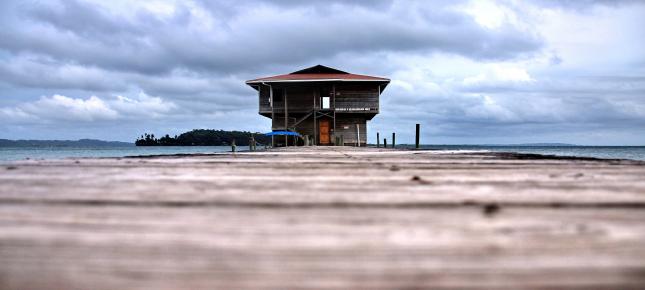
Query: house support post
332 84 336 145
269 84 274 147
356 124 360 147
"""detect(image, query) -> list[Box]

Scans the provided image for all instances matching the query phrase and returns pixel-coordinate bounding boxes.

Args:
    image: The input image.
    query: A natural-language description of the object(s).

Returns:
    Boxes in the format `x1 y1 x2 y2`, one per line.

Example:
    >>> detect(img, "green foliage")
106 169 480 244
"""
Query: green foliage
135 129 270 146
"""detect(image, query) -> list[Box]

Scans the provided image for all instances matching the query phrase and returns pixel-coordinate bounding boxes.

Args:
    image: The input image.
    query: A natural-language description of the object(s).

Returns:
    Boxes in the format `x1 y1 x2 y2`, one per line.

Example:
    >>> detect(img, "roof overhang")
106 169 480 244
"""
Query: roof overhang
246 79 390 92
246 79 389 84
246 65 390 91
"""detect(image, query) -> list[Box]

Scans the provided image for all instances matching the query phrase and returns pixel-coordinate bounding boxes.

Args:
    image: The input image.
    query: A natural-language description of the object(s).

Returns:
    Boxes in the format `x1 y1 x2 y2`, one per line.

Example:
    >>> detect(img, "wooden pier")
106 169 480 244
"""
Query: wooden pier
1 146 645 289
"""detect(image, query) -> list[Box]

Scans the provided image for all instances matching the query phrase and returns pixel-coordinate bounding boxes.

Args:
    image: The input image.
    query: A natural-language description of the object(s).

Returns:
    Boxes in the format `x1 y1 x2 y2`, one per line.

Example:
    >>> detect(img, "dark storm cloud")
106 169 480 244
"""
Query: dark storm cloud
0 0 542 77
0 55 128 92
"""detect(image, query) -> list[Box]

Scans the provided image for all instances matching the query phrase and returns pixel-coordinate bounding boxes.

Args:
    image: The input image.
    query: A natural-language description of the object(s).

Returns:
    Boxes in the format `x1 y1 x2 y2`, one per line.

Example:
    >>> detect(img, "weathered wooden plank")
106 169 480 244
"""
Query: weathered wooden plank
1 147 645 289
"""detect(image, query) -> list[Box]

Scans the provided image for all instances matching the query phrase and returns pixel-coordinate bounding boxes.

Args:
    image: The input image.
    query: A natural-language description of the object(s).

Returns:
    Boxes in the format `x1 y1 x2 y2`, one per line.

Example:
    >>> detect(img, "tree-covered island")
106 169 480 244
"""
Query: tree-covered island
135 129 271 146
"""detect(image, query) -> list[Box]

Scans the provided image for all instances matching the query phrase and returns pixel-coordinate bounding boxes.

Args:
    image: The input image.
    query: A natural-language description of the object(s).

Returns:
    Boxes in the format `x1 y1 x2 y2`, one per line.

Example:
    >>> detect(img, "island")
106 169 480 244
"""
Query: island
135 129 271 146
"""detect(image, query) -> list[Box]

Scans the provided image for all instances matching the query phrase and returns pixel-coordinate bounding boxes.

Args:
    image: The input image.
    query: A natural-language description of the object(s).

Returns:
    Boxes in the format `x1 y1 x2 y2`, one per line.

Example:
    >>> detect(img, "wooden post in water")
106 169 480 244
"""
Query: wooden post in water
340 135 344 146
383 138 387 148
231 139 236 152
270 84 274 148
377 132 380 148
392 133 396 148
415 124 420 149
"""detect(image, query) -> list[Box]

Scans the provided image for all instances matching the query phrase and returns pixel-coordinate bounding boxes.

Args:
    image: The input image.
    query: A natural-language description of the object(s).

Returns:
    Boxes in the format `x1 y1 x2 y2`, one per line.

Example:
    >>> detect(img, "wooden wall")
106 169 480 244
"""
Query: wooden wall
258 82 381 114
334 116 367 146
295 118 315 140
286 116 368 146
259 85 271 112
260 86 318 113
335 84 379 113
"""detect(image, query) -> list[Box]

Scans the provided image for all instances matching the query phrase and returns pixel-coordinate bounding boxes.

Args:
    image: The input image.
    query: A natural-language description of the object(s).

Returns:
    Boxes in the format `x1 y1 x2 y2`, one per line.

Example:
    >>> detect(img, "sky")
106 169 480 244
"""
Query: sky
0 0 644 145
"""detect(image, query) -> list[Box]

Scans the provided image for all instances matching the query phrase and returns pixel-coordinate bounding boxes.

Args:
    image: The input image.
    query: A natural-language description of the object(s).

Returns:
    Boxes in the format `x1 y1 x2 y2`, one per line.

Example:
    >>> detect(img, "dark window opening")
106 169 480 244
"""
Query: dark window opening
272 88 284 106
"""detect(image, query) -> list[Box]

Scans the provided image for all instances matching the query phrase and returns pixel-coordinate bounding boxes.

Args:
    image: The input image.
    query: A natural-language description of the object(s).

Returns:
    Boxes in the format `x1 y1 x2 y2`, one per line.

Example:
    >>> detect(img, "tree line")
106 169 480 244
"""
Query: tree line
135 129 271 146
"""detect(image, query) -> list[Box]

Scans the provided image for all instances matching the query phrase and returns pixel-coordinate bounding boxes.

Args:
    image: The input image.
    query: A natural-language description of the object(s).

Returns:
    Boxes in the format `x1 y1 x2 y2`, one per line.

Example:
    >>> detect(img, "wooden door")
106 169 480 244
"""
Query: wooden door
319 119 330 145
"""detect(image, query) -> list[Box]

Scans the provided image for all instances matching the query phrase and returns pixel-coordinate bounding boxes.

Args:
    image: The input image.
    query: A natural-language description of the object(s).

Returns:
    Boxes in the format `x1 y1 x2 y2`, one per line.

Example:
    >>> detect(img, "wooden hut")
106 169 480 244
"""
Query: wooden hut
246 65 390 146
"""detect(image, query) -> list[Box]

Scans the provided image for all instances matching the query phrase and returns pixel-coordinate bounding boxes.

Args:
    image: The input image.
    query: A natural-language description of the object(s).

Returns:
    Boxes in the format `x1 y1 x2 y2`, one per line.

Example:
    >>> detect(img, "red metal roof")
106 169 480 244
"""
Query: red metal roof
247 73 389 83
246 65 390 84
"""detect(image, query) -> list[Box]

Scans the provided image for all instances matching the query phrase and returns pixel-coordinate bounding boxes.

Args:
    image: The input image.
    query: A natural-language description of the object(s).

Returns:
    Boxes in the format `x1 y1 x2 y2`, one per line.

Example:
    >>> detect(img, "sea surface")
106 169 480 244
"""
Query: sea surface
0 146 238 163
1 145 644 163
415 145 645 161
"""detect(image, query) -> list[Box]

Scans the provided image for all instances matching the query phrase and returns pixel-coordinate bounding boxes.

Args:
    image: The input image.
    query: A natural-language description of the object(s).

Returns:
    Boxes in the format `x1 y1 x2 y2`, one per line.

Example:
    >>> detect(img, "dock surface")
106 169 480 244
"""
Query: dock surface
1 146 645 289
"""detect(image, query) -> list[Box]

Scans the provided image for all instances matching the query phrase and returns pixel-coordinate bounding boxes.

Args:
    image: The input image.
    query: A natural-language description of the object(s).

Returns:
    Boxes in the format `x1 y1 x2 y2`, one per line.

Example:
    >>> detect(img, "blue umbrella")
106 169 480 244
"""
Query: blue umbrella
265 131 301 136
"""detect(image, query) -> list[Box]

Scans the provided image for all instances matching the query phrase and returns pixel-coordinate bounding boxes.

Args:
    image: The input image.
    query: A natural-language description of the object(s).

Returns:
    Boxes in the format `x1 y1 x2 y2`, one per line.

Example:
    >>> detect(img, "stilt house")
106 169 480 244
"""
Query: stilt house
246 65 390 146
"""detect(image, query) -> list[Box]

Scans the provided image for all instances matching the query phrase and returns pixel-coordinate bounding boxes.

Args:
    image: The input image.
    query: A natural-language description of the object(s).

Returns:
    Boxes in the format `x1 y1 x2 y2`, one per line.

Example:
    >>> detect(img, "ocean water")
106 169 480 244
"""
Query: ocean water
415 145 645 161
1 145 644 163
0 146 239 163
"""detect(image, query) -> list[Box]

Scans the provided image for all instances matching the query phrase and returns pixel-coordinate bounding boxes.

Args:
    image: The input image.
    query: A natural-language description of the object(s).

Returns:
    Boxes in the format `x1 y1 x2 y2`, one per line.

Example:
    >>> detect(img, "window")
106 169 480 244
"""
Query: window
322 96 330 109
320 88 331 109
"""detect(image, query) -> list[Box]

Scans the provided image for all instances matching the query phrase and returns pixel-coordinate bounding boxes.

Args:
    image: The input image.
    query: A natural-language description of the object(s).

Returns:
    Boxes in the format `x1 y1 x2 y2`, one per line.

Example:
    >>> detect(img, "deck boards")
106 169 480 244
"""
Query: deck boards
1 147 645 289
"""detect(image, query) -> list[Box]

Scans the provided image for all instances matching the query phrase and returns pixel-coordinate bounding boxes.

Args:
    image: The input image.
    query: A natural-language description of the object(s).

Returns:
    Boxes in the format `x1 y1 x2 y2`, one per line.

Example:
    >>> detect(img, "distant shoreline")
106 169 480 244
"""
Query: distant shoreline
0 139 133 147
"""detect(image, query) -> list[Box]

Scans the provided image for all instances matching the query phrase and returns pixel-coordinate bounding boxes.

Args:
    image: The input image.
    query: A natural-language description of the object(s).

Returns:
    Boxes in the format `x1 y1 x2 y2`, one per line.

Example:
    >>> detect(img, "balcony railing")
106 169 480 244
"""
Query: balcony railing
260 102 378 113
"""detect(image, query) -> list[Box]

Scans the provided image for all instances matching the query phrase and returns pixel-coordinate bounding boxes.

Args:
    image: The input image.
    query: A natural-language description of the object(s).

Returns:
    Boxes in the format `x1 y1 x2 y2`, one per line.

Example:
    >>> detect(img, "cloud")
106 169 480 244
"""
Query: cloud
0 0 544 77
532 0 643 10
462 65 535 87
1 95 117 123
0 92 176 123
0 55 127 92
0 0 643 144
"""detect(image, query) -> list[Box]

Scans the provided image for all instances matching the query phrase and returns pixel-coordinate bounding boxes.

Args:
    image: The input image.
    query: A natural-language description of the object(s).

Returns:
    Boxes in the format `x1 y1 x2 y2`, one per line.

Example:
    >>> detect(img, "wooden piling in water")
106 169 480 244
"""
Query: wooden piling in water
392 133 396 148
231 139 236 152
377 132 380 148
383 138 387 148
415 124 420 149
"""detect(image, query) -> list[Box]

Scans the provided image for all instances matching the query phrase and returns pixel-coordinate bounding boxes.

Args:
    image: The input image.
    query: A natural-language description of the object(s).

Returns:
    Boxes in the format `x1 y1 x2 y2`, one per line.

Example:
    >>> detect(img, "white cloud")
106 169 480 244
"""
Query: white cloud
21 95 118 122
111 92 177 118
463 94 518 121
0 92 176 123
463 65 534 86
462 0 510 29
